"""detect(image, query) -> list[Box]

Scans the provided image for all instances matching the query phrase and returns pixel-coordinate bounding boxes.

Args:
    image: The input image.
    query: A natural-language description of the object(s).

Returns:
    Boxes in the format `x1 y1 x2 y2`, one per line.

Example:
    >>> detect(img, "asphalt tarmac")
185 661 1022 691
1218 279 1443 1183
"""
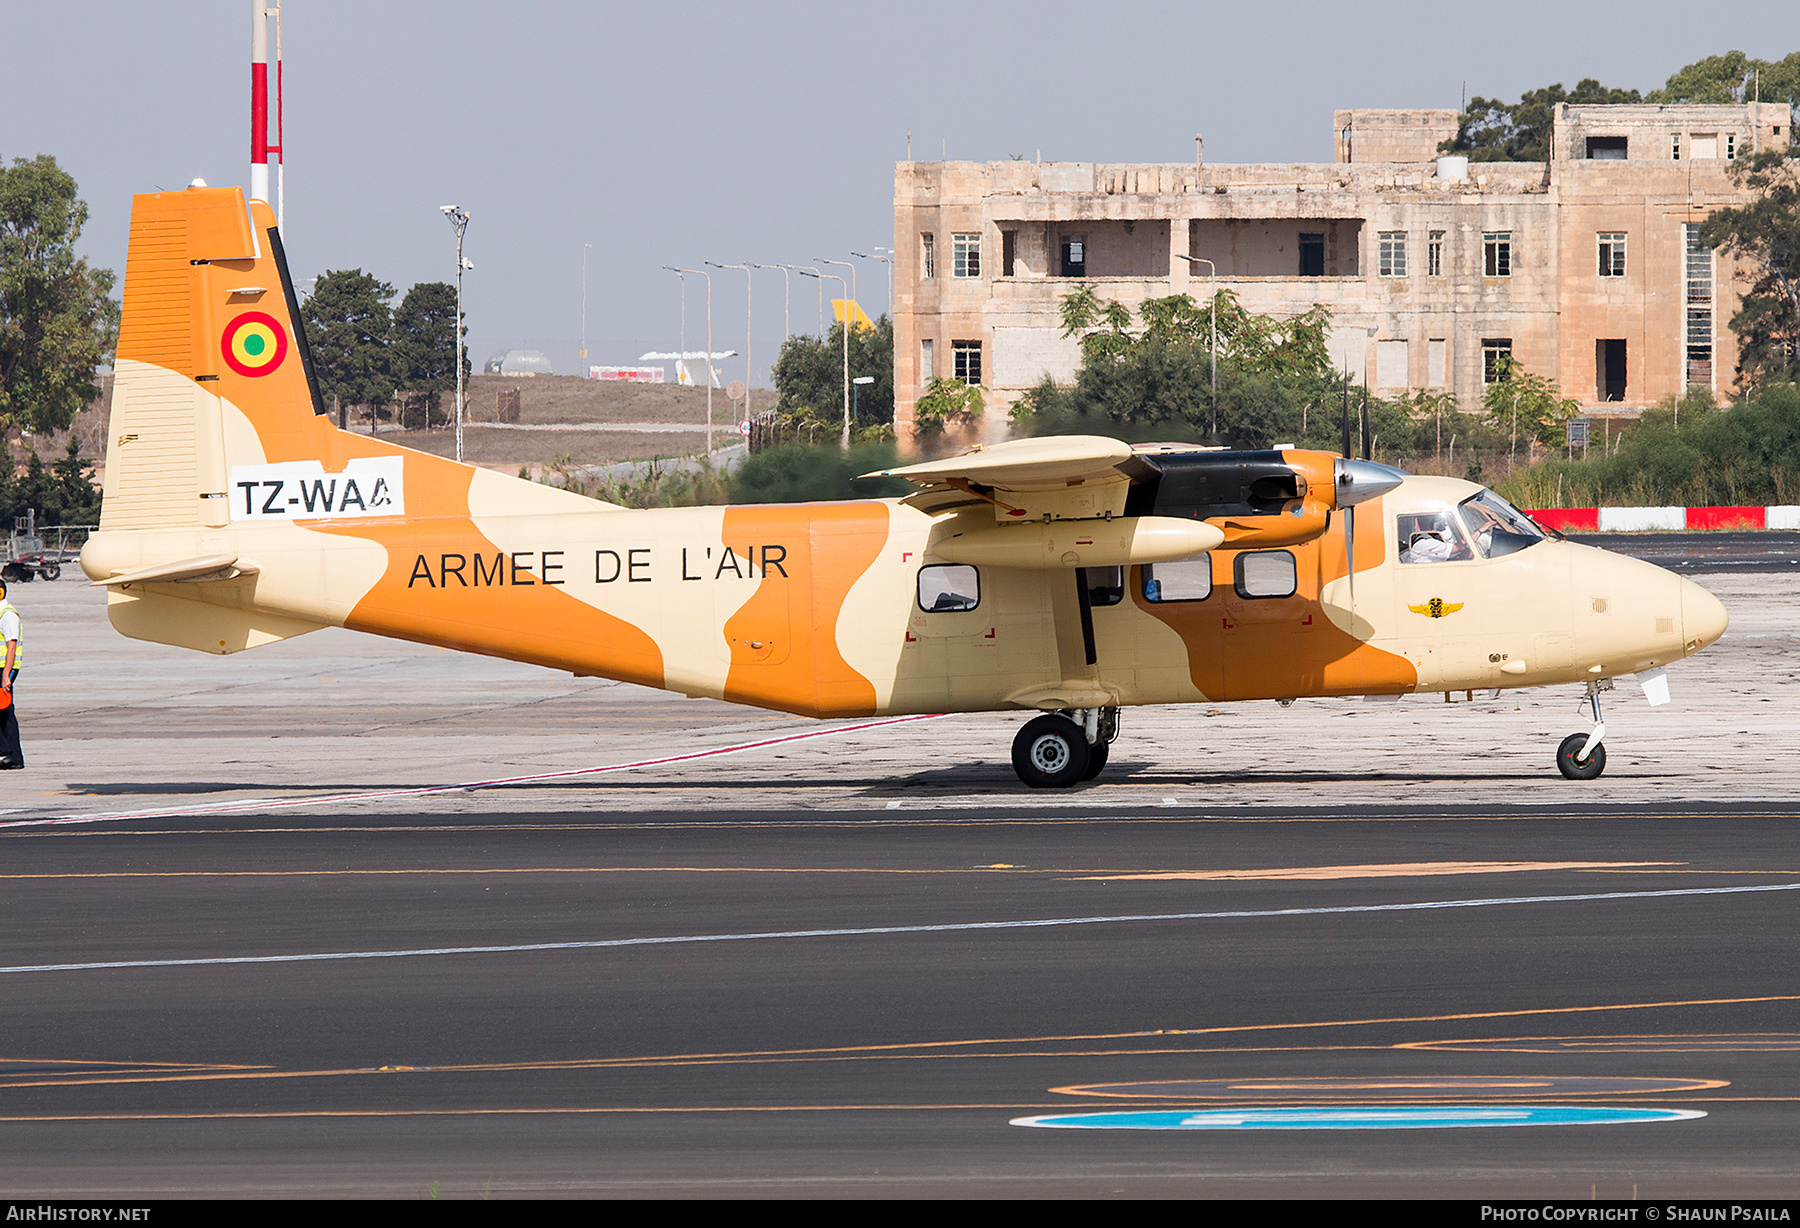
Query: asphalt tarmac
0 557 1795 1198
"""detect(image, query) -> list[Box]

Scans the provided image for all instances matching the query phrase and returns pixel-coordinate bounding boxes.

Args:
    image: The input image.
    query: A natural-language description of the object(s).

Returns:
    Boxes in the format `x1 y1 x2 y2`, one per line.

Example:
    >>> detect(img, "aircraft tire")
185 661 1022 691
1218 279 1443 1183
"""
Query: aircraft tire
1012 715 1090 789
1556 733 1606 780
1080 740 1109 781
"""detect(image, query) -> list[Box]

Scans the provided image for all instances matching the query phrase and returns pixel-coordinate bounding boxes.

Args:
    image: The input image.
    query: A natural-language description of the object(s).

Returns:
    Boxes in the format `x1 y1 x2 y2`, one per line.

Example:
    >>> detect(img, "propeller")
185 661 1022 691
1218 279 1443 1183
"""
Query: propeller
1335 378 1404 612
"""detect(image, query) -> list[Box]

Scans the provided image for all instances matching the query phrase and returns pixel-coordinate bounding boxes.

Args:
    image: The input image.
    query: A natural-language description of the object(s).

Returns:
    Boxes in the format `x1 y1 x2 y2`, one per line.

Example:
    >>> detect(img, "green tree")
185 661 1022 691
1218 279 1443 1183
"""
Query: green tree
729 441 913 503
770 316 893 430
1702 147 1800 389
302 269 395 423
1649 50 1800 105
1482 356 1580 450
0 155 119 434
1441 79 1643 162
913 377 984 436
390 281 465 429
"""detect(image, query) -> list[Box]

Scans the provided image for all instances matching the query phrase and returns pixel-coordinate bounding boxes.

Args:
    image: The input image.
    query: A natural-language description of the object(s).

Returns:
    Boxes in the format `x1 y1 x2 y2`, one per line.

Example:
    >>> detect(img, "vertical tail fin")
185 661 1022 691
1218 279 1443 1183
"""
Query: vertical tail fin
104 185 323 530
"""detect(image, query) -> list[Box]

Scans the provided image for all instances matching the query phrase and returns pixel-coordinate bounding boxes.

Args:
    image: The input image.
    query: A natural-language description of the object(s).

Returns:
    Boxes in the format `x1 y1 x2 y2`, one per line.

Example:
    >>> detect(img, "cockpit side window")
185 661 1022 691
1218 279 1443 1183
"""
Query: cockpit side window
1457 491 1547 559
1397 510 1472 564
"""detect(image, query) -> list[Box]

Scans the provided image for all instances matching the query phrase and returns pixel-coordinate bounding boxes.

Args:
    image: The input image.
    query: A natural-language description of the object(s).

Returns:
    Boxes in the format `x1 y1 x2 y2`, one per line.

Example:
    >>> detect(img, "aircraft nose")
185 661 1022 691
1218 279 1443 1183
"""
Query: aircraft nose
1681 578 1729 651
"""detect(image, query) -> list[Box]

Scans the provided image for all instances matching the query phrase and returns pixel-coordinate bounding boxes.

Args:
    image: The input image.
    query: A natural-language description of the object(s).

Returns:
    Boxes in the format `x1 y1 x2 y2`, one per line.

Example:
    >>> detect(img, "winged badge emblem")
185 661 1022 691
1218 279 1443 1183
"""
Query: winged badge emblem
1409 597 1464 619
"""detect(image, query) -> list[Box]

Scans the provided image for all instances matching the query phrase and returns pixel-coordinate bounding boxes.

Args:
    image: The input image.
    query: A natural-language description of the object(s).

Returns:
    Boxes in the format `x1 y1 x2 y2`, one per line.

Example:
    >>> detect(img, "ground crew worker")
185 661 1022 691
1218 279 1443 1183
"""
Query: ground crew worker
0 578 21 769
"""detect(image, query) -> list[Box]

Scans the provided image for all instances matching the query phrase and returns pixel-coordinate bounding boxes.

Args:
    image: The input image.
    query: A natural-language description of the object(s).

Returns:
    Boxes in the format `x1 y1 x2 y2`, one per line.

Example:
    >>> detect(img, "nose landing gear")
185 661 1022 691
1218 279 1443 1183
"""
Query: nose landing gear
1557 679 1611 780
1012 707 1119 788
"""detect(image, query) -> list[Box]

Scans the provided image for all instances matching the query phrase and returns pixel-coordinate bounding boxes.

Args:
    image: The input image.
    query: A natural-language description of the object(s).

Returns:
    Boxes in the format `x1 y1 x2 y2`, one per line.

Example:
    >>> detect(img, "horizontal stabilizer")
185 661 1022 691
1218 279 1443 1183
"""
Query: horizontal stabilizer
88 554 259 587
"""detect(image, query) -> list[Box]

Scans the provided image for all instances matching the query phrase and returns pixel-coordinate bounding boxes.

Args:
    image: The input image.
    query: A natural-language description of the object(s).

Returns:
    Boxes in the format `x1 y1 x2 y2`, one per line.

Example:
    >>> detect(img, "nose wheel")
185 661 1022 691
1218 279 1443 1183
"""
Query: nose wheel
1556 680 1610 780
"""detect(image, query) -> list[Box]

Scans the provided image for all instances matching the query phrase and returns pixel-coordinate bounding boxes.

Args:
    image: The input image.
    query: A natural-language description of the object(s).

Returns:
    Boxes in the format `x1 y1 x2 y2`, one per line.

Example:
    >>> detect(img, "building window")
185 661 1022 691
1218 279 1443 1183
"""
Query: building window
1298 233 1325 277
952 233 981 278
1427 230 1444 278
1378 231 1407 277
1684 223 1714 390
920 233 935 279
1727 133 1736 160
1483 231 1512 278
1001 230 1017 277
919 338 934 382
951 340 982 385
1672 134 1681 161
1060 233 1086 277
1586 136 1628 159
1598 232 1627 278
1482 339 1514 384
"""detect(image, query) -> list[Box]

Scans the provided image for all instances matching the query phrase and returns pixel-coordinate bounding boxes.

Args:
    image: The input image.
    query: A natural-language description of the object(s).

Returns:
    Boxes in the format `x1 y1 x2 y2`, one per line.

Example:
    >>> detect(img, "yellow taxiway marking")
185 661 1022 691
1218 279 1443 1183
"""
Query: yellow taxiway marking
1078 860 1679 882
1 996 1792 1093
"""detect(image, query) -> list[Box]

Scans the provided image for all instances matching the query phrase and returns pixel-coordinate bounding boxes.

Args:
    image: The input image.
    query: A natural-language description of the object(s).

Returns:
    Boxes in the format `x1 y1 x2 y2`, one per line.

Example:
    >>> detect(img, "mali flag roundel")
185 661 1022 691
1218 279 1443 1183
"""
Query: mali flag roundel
221 312 288 377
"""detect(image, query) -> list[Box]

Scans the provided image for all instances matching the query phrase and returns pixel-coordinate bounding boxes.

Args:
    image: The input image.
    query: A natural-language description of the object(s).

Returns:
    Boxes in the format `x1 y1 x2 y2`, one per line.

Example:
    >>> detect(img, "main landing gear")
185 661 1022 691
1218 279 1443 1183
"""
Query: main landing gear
1012 707 1119 788
1556 678 1611 781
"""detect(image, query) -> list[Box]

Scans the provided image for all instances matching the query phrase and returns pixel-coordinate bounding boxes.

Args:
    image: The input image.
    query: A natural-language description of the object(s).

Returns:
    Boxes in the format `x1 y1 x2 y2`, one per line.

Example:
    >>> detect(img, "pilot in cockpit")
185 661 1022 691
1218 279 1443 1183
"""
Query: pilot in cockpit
1397 512 1466 564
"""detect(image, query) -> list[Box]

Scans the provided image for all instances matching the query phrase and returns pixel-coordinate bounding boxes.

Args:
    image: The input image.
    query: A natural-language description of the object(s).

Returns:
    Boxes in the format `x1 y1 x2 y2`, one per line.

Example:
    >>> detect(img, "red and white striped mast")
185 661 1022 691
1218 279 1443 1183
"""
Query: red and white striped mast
249 2 284 229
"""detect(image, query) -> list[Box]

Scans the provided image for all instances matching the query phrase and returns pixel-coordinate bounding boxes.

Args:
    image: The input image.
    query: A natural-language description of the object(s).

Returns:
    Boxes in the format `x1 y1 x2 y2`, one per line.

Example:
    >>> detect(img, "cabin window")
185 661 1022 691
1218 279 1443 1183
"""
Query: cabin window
1234 550 1296 598
1084 566 1125 607
1397 511 1471 564
1142 555 1213 602
918 564 979 613
1456 490 1547 559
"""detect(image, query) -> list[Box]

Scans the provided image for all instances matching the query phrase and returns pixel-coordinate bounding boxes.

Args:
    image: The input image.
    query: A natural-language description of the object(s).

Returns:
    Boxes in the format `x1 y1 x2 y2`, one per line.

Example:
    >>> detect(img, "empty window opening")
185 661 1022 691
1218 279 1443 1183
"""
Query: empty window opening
921 233 935 279
1482 339 1514 384
1001 230 1017 277
1142 555 1213 603
918 565 979 613
1378 231 1407 277
1483 231 1512 278
1596 339 1628 402
1598 232 1627 278
1060 233 1086 277
951 340 982 385
919 338 934 382
952 233 981 278
1586 136 1629 159
1427 230 1445 278
1234 551 1297 599
1298 233 1326 277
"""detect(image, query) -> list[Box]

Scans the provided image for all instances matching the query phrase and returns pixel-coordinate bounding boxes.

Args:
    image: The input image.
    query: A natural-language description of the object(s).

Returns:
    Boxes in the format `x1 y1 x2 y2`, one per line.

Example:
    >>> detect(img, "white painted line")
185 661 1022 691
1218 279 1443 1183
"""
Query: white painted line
5 881 1794 976
0 715 944 832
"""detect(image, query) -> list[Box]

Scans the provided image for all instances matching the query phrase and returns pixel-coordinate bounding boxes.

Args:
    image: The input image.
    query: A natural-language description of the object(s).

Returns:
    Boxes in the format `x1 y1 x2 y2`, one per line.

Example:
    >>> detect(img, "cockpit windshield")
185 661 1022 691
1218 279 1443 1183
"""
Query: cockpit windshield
1457 490 1547 559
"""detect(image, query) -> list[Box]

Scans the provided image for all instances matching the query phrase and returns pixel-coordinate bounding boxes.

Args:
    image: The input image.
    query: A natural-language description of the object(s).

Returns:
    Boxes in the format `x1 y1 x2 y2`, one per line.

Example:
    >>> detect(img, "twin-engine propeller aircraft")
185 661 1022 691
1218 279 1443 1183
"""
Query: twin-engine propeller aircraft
83 186 1728 786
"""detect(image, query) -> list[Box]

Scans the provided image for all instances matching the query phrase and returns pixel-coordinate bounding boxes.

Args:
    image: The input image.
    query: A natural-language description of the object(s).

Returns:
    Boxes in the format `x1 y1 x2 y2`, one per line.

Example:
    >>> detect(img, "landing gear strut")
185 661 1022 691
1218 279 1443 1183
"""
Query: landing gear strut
1556 679 1611 780
1012 707 1119 789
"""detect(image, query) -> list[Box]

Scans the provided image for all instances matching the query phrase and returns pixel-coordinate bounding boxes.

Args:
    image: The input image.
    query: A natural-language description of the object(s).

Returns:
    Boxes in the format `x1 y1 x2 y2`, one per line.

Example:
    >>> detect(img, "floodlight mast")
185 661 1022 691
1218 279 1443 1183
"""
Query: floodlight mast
798 268 850 447
667 266 714 452
440 205 471 463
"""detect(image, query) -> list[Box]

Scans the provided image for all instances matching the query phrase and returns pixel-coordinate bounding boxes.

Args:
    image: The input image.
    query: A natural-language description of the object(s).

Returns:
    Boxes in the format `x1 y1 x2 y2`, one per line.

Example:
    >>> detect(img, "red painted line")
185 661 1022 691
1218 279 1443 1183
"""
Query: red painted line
0 715 945 831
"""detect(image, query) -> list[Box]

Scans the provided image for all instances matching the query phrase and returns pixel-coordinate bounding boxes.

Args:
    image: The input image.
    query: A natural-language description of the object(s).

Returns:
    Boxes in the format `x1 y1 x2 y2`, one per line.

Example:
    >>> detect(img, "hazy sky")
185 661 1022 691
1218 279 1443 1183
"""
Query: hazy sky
6 1 1798 390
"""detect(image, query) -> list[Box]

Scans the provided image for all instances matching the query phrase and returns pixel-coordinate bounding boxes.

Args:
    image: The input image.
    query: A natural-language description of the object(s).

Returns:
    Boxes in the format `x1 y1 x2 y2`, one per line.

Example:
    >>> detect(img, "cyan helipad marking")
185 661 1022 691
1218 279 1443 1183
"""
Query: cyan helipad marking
1010 1105 1706 1130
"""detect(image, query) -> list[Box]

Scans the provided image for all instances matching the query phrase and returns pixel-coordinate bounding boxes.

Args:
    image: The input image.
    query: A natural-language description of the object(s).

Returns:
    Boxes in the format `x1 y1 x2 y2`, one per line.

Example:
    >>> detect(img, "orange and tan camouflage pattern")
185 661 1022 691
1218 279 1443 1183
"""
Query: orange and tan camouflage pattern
83 187 1729 725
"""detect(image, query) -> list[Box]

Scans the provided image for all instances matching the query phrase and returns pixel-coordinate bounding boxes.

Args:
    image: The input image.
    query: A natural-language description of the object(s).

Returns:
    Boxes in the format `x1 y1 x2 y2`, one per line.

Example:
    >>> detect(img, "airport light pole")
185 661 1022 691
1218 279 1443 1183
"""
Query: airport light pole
798 268 850 446
707 261 753 422
580 242 591 374
852 374 874 431
752 263 791 343
667 266 714 452
816 257 857 325
440 205 471 463
1173 254 1218 438
788 265 825 335
852 249 893 320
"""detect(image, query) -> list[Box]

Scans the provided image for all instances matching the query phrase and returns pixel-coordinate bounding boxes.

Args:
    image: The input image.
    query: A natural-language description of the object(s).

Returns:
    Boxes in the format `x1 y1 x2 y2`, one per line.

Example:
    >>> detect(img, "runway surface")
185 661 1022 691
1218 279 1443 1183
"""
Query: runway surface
0 564 1794 1197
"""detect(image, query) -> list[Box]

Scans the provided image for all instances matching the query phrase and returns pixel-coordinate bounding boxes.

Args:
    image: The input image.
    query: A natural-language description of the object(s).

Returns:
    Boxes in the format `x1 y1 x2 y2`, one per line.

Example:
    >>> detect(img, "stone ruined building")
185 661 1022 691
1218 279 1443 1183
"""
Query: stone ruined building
891 103 1794 439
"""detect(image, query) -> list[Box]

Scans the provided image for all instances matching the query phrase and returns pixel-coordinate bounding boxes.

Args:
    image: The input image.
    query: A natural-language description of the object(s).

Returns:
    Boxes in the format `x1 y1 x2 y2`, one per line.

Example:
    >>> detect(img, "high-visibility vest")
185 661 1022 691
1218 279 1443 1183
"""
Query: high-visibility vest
0 600 19 668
